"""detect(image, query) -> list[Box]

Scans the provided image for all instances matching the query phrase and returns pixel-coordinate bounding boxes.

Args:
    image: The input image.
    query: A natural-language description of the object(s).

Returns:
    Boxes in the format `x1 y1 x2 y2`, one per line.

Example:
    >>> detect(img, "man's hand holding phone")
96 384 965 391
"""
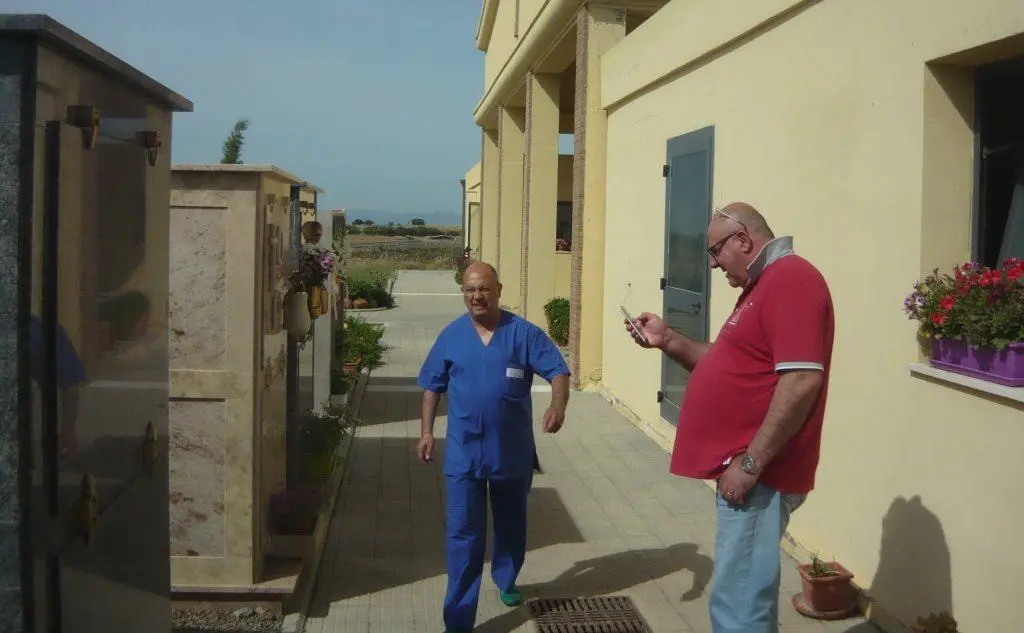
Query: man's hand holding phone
622 309 670 350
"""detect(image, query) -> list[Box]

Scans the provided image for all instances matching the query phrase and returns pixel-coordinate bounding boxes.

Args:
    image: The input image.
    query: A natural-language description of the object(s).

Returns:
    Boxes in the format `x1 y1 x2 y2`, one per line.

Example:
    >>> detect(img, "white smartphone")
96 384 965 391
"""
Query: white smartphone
619 305 650 346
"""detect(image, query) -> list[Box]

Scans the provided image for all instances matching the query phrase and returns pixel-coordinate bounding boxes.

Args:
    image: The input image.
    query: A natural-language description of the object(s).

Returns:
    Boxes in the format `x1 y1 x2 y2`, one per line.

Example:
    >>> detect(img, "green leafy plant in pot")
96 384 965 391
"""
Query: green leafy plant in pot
98 290 151 342
340 315 389 372
794 555 855 618
298 404 348 483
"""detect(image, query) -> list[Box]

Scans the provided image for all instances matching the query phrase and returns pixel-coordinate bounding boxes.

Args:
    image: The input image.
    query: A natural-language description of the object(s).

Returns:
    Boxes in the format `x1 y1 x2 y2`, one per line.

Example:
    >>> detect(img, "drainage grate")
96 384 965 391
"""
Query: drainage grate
527 596 654 633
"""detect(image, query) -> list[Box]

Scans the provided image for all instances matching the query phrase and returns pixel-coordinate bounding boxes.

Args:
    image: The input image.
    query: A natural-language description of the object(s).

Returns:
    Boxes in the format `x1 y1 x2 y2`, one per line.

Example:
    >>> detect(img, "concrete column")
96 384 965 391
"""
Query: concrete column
312 206 334 408
570 5 625 389
497 105 526 312
479 127 500 264
522 72 561 326
470 202 483 256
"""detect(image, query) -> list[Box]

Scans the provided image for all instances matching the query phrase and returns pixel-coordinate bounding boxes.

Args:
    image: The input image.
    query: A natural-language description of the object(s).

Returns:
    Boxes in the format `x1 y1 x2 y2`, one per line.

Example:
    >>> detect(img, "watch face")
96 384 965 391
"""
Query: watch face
741 455 756 472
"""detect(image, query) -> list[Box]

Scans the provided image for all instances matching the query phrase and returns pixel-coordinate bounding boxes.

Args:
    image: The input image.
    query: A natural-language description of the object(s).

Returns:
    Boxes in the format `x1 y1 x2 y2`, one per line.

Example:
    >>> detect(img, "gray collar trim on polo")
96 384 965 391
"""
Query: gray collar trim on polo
746 236 795 285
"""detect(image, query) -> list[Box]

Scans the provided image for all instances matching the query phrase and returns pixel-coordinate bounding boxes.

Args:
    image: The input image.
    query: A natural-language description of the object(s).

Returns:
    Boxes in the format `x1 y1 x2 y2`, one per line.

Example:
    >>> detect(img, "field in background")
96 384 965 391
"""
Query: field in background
345 225 462 271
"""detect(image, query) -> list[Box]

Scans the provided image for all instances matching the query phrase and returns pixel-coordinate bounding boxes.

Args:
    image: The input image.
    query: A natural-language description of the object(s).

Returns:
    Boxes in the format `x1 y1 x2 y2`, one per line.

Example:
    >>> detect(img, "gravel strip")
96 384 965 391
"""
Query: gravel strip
172 607 282 633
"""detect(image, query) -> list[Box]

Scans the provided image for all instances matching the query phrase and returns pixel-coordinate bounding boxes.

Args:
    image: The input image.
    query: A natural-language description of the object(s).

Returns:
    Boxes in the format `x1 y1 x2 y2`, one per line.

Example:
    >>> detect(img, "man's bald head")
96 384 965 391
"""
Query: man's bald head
714 202 774 240
706 202 776 288
463 261 500 286
461 261 502 324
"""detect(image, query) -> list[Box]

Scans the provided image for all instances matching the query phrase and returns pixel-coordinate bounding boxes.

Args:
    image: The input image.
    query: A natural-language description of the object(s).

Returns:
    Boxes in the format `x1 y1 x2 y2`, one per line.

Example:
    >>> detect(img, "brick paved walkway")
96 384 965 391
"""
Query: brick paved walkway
304 271 873 633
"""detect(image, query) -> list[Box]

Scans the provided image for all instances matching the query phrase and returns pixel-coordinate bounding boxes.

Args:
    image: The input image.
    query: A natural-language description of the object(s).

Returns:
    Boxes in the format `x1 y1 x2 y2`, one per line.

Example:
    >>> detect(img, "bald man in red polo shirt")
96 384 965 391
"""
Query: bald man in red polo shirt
626 203 834 633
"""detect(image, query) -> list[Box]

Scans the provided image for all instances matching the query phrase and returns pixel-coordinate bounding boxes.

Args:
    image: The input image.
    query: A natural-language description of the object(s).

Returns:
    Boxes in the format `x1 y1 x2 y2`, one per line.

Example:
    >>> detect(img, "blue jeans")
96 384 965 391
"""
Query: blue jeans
710 482 806 633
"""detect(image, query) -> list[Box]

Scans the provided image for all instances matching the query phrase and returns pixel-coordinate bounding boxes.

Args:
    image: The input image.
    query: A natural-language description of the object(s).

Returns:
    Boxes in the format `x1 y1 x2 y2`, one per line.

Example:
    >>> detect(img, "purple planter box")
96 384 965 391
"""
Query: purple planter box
929 339 1024 387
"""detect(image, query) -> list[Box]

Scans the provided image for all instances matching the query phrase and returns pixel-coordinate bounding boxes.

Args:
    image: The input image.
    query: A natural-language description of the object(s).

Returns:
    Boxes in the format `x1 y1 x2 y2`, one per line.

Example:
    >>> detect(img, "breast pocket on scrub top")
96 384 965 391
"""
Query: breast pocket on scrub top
504 362 531 399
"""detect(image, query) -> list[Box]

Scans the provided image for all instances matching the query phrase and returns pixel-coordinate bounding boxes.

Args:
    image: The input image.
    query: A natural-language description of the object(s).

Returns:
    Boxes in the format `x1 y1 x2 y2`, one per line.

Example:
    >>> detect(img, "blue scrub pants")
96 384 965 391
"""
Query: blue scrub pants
443 474 532 631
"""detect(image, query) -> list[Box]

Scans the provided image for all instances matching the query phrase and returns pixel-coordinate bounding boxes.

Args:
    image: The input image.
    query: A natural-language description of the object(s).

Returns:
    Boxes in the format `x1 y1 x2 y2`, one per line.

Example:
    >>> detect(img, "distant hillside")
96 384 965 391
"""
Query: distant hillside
346 209 461 227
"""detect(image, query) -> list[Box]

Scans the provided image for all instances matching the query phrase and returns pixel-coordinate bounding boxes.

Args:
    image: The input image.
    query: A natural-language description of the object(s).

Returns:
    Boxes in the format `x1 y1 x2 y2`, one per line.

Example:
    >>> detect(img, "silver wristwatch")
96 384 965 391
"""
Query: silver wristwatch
739 452 761 476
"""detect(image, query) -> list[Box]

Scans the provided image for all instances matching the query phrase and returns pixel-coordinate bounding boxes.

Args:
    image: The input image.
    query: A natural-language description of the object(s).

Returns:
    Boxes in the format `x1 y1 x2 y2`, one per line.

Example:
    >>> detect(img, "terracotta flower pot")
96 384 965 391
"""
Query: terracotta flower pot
797 561 855 615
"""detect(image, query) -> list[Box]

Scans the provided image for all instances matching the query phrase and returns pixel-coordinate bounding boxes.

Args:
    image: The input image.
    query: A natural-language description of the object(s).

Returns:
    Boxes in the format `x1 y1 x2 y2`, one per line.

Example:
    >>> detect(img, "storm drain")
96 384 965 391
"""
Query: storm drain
527 596 653 633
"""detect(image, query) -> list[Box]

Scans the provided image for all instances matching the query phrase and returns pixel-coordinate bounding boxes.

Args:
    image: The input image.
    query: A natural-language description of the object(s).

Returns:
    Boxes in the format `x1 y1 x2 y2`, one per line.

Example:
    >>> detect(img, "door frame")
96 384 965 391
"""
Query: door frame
660 125 714 423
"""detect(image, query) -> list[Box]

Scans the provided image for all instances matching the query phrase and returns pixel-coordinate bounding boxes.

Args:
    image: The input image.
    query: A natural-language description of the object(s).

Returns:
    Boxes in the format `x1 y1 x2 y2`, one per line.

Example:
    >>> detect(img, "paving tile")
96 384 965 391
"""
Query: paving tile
304 271 873 633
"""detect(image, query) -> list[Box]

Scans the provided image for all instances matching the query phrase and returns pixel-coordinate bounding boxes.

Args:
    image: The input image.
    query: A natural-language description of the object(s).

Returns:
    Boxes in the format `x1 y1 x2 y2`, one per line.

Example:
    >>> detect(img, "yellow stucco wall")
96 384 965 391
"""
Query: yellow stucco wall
600 1 1024 631
554 252 571 299
483 0 549 92
464 161 482 253
479 153 573 298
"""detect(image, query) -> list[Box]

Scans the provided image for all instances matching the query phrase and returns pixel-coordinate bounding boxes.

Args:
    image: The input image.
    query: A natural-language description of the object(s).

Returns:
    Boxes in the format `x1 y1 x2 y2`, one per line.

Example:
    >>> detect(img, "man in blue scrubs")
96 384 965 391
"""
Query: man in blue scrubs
417 262 570 633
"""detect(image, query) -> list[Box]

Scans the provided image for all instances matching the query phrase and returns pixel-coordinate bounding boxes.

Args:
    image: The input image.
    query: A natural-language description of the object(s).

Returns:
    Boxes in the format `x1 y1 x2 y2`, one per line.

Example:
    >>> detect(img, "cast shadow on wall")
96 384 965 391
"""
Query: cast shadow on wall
866 495 952 627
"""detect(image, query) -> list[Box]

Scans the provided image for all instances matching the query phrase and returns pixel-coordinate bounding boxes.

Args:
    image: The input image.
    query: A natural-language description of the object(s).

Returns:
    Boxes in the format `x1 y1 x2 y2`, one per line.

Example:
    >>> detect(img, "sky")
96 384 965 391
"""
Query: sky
7 0 485 220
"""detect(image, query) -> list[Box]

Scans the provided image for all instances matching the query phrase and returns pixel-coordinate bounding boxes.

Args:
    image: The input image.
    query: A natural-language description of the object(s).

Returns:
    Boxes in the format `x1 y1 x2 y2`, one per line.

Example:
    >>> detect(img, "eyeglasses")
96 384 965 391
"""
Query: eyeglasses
461 286 494 297
706 209 749 260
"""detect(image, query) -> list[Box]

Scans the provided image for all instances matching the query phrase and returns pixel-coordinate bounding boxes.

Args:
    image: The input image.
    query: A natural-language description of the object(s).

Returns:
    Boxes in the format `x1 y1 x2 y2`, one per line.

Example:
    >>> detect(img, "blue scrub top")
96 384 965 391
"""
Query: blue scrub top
418 310 570 480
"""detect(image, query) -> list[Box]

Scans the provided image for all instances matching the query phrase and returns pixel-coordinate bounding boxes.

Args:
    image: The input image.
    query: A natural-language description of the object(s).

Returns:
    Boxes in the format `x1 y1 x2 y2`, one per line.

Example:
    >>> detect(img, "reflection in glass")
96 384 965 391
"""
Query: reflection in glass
665 151 709 294
661 305 702 412
28 69 172 633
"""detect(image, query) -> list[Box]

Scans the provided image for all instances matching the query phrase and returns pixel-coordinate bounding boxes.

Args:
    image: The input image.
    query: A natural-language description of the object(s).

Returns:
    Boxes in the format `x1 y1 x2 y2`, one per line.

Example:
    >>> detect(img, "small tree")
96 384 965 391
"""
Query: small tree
352 219 365 225
364 220 375 226
410 218 426 226
220 119 250 164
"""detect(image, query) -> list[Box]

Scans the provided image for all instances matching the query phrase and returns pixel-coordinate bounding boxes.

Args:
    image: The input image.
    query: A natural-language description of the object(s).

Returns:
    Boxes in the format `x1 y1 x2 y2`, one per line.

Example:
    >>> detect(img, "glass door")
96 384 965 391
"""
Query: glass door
30 108 171 631
660 127 714 423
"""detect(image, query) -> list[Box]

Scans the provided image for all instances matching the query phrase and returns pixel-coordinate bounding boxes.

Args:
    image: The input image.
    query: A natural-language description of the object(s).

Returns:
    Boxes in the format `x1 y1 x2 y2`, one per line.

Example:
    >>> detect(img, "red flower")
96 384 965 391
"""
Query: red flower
930 312 946 325
939 295 955 311
1009 266 1023 282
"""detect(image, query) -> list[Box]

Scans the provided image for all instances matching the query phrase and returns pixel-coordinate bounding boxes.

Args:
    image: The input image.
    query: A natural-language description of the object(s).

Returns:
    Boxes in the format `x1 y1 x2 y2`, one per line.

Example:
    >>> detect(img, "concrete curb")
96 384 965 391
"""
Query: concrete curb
281 369 370 633
346 305 392 313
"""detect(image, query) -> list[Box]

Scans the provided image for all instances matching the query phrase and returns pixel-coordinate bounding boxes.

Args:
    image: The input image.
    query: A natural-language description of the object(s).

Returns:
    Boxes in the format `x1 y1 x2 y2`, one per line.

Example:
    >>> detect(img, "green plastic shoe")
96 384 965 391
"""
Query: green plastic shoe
499 586 523 607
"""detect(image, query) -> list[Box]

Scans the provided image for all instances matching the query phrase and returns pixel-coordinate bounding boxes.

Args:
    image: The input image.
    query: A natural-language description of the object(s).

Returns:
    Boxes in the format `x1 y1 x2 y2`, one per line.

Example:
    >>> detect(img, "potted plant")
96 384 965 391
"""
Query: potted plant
98 290 151 342
268 485 322 535
298 404 348 483
792 555 855 618
904 258 1024 386
339 315 389 372
284 243 339 333
266 485 323 558
910 611 959 633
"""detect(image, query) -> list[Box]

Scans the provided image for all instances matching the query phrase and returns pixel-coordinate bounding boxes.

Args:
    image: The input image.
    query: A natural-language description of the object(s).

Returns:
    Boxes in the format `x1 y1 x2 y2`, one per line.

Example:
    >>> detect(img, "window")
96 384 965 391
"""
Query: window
975 56 1024 267
556 201 572 251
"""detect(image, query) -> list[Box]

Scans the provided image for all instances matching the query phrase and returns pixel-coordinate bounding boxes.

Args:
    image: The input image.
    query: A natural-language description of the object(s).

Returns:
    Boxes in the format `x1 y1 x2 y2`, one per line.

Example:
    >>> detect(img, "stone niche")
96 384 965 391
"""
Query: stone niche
168 164 322 588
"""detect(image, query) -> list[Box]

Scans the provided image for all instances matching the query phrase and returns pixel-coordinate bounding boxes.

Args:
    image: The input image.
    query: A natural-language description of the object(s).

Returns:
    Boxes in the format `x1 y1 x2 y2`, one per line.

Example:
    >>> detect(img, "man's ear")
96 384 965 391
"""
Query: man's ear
741 232 756 254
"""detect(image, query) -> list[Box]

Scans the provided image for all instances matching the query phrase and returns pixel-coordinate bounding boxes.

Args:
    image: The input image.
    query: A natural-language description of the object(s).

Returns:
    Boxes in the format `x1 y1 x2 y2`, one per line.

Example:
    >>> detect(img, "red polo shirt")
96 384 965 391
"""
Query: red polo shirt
670 244 834 494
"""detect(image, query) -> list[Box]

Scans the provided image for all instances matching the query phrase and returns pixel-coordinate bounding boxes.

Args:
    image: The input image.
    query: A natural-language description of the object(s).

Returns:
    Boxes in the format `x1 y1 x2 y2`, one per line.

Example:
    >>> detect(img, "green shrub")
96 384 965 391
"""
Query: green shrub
345 266 396 308
337 315 390 370
544 297 570 346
